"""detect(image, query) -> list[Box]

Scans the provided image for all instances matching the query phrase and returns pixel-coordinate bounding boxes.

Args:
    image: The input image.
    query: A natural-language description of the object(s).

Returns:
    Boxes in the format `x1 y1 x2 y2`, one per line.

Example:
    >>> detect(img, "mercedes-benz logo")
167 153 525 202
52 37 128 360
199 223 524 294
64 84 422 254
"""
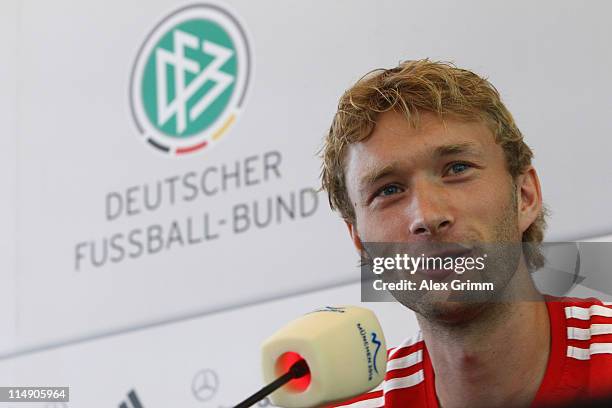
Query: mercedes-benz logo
258 397 278 407
191 368 219 401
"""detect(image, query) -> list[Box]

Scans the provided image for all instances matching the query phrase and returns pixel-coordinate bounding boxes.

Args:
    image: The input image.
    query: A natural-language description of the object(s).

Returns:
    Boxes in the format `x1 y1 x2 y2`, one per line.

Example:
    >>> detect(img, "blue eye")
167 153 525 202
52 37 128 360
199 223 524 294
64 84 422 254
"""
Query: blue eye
447 162 471 175
378 185 401 196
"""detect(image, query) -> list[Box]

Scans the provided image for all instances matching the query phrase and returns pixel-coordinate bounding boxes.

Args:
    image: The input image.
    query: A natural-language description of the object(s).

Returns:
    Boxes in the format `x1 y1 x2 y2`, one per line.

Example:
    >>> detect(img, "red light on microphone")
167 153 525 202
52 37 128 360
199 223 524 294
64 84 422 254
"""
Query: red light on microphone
275 352 311 392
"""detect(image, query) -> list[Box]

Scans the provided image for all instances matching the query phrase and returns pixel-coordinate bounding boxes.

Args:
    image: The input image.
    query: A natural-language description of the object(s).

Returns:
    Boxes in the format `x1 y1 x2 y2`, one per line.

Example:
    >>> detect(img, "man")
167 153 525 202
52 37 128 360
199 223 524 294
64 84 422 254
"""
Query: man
320 60 612 407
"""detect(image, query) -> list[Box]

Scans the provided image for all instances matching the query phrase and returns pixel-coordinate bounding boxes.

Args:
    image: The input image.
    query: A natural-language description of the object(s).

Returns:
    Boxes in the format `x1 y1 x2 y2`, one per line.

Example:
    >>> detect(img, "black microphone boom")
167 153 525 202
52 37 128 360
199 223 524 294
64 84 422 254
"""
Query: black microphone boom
234 359 310 408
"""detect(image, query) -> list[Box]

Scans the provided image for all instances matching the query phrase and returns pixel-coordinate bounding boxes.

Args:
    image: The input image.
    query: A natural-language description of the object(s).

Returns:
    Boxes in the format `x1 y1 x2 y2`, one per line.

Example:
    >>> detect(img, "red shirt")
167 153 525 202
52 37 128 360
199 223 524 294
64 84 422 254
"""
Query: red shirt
333 297 612 407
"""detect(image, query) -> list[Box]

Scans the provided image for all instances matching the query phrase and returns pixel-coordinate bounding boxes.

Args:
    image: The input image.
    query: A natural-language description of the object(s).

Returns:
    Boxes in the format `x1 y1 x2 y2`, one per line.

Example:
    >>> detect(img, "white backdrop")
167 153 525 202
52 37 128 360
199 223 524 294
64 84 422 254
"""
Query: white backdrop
1 0 612 406
0 0 18 355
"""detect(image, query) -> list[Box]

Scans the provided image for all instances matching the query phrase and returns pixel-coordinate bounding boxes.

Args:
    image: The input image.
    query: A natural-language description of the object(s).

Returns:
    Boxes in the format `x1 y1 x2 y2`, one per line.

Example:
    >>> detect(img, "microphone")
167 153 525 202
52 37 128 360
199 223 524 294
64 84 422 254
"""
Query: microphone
241 305 387 407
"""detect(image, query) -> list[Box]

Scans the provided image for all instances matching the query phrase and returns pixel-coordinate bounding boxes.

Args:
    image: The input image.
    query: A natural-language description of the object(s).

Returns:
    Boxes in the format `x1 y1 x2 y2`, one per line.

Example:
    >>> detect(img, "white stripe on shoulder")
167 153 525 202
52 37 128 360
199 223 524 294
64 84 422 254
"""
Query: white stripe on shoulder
384 369 425 392
592 343 612 356
567 346 590 360
387 350 423 371
388 332 423 360
565 305 612 320
567 324 612 340
603 302 612 306
567 343 612 360
336 396 384 408
568 327 591 340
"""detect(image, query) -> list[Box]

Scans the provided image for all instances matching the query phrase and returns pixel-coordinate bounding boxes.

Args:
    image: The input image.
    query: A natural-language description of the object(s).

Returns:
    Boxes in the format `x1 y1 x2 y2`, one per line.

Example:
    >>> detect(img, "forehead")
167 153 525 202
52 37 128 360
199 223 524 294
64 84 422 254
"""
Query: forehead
344 110 505 187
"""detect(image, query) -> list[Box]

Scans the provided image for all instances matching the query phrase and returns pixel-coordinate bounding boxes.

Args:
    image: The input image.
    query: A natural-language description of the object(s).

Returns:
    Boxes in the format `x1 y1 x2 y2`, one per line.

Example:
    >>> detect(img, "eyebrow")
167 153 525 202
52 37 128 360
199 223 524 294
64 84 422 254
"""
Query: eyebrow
358 162 401 196
359 162 399 191
433 142 482 158
357 141 483 195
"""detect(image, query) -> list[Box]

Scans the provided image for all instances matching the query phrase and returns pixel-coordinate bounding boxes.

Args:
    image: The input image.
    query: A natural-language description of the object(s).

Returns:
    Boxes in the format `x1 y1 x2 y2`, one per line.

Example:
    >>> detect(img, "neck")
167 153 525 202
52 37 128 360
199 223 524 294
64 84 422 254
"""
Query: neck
418 268 550 408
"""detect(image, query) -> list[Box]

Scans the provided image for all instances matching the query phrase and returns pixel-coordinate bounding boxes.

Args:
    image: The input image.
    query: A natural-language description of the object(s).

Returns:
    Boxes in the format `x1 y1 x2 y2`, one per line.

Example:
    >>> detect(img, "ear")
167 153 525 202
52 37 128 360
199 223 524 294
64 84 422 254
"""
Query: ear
345 220 364 253
516 166 543 235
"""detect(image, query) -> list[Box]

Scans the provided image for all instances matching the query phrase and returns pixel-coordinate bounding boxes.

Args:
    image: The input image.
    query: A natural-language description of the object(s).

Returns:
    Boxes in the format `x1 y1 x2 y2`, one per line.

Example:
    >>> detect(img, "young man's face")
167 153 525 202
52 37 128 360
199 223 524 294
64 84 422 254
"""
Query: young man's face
344 110 540 321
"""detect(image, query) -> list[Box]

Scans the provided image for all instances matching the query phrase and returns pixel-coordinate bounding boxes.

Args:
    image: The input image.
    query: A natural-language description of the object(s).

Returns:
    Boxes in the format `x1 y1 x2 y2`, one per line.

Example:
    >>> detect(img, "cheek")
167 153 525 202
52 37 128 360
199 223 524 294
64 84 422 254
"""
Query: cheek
461 181 518 235
354 206 412 242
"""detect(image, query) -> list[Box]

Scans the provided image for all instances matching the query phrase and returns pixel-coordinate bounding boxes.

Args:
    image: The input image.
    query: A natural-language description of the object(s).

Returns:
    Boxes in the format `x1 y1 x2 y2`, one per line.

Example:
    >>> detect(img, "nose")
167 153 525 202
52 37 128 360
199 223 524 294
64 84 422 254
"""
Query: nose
407 179 454 237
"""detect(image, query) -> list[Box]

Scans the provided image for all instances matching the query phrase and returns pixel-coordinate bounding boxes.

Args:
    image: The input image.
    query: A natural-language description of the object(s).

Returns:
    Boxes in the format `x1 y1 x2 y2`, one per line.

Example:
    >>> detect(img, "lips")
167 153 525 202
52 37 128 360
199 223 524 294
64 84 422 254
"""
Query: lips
417 267 454 280
420 244 474 259
413 245 474 280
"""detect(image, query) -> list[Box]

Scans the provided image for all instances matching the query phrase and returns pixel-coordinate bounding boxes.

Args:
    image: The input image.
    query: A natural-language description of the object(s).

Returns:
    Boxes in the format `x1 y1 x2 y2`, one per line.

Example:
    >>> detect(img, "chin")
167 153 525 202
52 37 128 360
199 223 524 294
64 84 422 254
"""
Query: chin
417 300 488 325
392 288 493 326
